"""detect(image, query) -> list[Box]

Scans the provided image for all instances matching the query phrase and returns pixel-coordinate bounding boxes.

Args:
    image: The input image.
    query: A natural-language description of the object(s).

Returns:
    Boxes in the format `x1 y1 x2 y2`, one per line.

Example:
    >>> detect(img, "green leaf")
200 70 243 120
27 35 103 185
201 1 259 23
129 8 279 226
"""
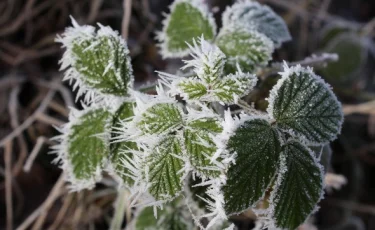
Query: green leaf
178 79 208 100
223 118 281 214
212 72 257 103
184 117 222 177
268 65 343 144
135 199 191 230
135 206 159 230
110 102 137 186
321 34 368 83
70 27 133 96
272 141 323 230
158 0 216 58
138 103 183 135
222 0 291 47
215 27 274 73
147 136 185 201
67 108 112 185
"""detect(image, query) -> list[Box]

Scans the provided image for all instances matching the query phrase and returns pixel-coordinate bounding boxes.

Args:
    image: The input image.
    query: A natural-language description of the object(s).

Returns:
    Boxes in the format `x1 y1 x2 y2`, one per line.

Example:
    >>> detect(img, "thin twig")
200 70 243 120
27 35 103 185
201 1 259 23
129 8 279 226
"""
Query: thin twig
23 136 46 172
260 53 339 79
47 194 74 230
343 100 375 115
9 86 28 176
36 113 65 126
0 90 55 147
237 99 266 116
121 0 132 39
4 141 13 230
16 175 65 230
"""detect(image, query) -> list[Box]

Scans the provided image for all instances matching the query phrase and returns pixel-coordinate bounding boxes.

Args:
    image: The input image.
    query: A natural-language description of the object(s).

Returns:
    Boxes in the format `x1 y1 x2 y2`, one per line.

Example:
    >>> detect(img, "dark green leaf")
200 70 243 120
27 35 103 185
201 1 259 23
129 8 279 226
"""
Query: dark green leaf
272 141 323 230
268 65 343 144
223 118 281 214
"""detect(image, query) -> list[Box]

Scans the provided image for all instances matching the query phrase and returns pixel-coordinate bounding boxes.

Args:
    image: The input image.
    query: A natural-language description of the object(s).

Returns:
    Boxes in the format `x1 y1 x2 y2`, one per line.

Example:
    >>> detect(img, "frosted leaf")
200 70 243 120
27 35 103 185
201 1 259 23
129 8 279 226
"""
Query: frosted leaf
182 38 226 83
52 107 112 191
223 118 281 214
56 18 133 103
178 79 208 100
222 0 291 47
212 71 257 103
215 27 274 73
184 118 223 178
157 0 216 58
137 103 184 135
146 136 185 201
267 64 343 144
109 102 137 186
270 141 324 230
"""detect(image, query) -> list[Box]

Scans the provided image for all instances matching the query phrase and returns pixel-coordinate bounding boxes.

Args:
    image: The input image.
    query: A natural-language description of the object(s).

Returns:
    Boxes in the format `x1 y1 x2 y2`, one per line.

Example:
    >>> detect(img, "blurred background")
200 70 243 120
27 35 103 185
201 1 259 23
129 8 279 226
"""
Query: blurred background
0 0 374 229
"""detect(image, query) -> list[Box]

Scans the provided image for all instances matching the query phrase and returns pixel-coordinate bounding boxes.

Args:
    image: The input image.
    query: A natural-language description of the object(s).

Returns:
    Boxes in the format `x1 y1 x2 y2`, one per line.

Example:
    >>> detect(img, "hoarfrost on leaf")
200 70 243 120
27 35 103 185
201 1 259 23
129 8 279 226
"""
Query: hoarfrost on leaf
221 0 291 47
146 136 185 201
162 38 258 104
52 107 112 191
137 103 184 135
267 64 343 144
223 118 281 214
157 0 216 58
270 141 324 230
56 18 133 103
215 27 274 73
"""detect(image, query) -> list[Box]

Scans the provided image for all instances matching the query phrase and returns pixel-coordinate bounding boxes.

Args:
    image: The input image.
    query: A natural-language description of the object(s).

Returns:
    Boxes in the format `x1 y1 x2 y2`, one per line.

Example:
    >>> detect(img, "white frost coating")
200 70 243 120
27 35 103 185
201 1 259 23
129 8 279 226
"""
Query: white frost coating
266 62 344 144
183 37 226 82
221 0 291 47
159 38 257 104
156 0 217 58
56 17 133 105
50 105 111 191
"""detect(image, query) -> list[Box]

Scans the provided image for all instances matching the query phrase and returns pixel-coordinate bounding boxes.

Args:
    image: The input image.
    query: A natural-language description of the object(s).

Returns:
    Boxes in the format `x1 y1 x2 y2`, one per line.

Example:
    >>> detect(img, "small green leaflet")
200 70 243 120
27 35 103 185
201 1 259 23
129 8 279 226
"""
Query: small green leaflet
67 108 112 185
177 71 257 104
184 118 222 177
147 136 185 200
223 118 281 214
271 141 323 230
158 0 216 58
215 27 274 73
212 72 257 103
221 0 291 47
71 30 133 96
110 102 137 186
137 103 183 135
268 65 343 144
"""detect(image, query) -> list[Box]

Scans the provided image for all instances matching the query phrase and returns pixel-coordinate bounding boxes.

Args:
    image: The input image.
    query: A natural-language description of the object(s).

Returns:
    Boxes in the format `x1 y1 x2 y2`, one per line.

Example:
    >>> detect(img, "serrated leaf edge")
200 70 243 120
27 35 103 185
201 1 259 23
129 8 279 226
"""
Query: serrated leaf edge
50 106 112 191
266 62 344 145
56 17 134 105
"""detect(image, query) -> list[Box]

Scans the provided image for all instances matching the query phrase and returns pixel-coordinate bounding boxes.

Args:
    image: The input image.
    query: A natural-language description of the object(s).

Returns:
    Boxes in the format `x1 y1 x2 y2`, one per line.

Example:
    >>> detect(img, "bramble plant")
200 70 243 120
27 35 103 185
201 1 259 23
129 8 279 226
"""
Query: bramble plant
53 0 344 229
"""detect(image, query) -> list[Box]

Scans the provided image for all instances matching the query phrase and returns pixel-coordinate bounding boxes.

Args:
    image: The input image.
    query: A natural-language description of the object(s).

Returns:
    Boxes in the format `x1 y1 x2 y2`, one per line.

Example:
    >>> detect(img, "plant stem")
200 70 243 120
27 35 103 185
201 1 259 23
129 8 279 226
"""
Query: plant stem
110 189 129 230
